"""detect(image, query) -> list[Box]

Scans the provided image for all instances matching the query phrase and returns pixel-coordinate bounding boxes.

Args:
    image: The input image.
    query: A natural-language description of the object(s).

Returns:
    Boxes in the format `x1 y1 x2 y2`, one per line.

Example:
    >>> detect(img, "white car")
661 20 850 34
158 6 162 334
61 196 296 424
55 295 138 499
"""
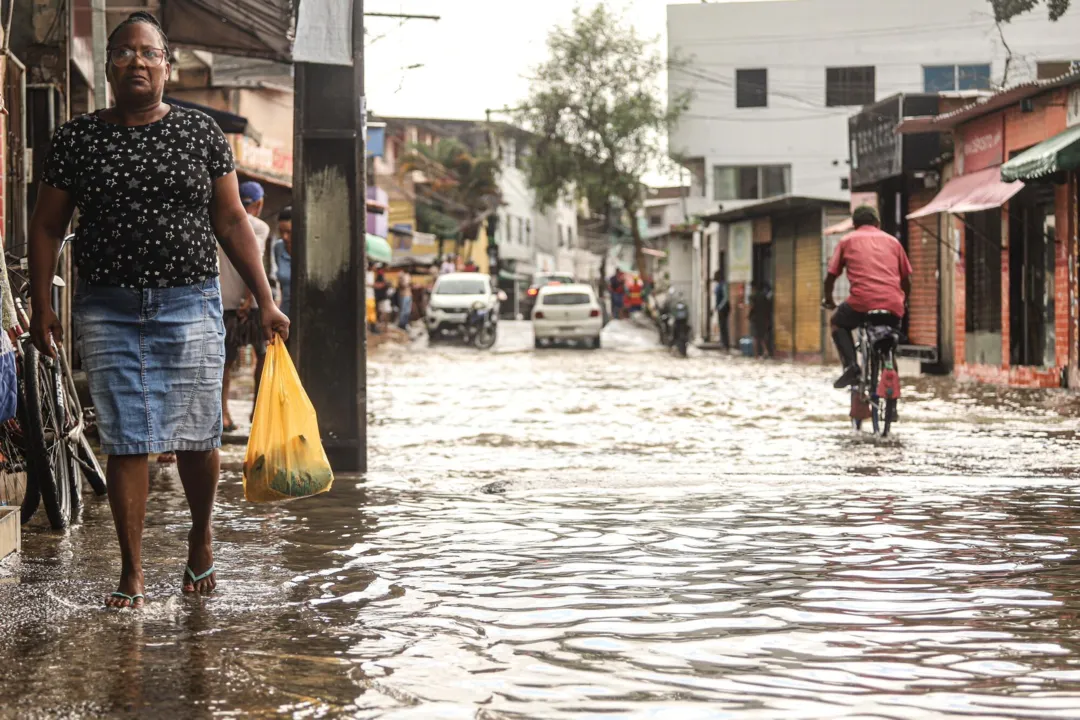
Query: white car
426 272 499 339
532 283 604 349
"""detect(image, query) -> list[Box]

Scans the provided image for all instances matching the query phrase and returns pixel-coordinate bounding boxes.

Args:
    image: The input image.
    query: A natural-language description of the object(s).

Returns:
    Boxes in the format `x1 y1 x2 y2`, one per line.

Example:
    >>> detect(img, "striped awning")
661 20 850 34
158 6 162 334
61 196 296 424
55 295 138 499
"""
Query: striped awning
1001 124 1080 182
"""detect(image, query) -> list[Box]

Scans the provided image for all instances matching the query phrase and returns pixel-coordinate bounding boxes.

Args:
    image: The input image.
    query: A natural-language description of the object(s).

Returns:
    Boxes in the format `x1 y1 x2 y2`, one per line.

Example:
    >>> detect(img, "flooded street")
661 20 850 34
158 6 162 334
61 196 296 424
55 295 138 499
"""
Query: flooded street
5 319 1080 718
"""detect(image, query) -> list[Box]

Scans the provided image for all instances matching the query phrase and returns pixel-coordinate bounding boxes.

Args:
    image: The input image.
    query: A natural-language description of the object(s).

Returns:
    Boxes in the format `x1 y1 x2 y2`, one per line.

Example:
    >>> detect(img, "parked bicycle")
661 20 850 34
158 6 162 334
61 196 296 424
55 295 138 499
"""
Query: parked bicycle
2 235 107 529
846 310 902 438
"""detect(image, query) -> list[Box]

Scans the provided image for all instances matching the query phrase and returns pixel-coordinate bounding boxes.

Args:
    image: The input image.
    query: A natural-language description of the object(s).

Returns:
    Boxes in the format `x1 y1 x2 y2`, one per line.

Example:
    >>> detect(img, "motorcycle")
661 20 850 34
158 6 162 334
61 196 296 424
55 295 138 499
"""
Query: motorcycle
462 300 497 350
657 293 691 357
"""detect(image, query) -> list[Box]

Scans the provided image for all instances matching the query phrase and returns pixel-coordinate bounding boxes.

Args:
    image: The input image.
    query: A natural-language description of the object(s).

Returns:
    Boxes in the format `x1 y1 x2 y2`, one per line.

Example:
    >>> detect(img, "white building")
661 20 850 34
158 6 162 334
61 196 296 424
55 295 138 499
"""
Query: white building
493 132 579 277
668 0 1080 216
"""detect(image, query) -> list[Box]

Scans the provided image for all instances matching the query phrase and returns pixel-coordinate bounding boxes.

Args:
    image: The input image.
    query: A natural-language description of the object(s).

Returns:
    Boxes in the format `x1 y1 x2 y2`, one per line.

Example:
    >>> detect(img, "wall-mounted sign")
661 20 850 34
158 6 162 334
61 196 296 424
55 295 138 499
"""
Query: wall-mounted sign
958 113 1003 175
849 96 902 188
728 221 753 283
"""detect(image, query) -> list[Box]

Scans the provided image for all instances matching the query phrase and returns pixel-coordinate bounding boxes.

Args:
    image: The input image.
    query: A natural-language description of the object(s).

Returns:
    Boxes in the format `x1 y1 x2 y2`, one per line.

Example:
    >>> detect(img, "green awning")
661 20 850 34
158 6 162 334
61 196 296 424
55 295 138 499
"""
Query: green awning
366 234 393 264
1001 124 1080 182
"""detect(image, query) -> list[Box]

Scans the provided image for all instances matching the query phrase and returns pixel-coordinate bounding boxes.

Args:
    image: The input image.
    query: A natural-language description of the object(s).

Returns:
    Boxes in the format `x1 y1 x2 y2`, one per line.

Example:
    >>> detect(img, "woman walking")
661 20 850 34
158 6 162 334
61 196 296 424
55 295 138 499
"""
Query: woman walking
27 12 288 608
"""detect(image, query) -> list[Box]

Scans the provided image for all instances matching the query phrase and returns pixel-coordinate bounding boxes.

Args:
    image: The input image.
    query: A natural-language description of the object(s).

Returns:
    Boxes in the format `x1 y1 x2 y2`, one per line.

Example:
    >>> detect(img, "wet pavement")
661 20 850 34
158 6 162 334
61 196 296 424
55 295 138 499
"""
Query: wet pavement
4 319 1080 718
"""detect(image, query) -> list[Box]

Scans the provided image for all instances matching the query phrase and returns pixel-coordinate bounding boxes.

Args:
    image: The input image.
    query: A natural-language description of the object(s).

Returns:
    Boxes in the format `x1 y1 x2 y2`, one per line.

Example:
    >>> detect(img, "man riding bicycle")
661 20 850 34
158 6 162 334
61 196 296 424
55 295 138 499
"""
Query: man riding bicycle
822 205 912 389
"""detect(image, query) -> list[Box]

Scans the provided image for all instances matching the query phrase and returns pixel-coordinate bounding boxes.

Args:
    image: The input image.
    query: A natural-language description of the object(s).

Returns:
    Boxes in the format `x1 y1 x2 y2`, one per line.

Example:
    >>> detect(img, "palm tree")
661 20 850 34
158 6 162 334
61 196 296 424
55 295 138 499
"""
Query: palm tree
399 139 502 257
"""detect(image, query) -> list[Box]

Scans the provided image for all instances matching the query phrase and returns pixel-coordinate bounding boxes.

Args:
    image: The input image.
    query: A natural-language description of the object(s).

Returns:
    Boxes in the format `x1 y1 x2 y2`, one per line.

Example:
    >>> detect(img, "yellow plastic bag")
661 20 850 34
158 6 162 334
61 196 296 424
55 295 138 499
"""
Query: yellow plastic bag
243 337 334 502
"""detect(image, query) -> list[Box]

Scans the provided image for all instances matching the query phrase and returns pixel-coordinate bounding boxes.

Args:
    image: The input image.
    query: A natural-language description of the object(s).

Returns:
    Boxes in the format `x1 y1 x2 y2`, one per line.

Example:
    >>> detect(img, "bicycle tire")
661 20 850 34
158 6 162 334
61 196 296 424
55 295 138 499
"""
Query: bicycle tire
24 344 72 530
869 352 883 436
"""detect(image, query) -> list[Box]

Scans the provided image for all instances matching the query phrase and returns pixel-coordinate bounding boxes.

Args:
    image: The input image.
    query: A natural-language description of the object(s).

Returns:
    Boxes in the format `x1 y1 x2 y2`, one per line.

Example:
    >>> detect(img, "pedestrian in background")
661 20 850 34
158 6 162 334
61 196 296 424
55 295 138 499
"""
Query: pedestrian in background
714 268 730 351
609 271 625 320
439 254 456 275
272 206 292 318
749 282 773 358
27 12 288 608
397 271 414 330
219 180 271 434
374 266 391 327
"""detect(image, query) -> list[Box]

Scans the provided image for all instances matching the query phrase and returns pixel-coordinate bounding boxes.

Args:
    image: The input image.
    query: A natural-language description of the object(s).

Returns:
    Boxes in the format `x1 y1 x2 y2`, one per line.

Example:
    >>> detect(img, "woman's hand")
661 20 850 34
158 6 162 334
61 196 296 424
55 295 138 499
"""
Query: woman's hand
30 306 63 358
261 304 290 342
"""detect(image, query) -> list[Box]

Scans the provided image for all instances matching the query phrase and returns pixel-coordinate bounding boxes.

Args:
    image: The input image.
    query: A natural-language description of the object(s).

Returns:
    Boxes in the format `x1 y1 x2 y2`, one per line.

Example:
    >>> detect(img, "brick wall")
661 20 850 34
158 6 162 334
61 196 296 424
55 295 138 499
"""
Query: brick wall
953 216 966 365
1054 182 1071 370
906 188 938 347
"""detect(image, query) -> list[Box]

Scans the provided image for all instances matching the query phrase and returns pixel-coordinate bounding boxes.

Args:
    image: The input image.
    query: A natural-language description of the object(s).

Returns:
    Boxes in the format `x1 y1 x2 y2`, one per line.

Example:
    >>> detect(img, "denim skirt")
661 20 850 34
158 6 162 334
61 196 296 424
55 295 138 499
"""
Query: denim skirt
73 278 226 456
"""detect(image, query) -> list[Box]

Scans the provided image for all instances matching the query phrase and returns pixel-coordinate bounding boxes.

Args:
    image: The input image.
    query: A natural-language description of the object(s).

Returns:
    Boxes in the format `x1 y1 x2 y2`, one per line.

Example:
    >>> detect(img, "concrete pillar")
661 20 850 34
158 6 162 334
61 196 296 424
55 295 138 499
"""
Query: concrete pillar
291 0 367 472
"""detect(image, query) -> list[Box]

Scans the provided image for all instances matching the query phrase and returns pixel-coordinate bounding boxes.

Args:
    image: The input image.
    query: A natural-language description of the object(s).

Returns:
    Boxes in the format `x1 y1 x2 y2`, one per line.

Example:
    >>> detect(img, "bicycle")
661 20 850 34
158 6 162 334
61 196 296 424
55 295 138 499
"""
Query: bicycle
847 310 902 438
4 235 107 529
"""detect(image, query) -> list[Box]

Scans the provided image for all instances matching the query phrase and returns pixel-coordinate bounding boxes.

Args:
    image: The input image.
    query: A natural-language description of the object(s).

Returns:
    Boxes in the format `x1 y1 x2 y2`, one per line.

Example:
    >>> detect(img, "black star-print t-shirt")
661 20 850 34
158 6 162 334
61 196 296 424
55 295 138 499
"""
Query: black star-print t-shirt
42 106 235 288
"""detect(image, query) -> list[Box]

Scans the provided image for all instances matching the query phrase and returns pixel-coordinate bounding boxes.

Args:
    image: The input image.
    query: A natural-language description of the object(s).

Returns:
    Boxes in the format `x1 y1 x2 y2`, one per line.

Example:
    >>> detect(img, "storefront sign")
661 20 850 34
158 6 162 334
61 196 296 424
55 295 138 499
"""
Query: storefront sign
728 221 753 283
234 135 293 181
958 114 1003 175
849 96 902 188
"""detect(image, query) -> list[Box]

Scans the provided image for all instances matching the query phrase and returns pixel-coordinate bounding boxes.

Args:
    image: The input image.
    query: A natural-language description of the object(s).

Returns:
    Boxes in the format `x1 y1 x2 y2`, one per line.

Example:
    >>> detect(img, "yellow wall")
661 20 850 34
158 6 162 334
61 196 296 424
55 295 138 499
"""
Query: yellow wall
389 199 416 232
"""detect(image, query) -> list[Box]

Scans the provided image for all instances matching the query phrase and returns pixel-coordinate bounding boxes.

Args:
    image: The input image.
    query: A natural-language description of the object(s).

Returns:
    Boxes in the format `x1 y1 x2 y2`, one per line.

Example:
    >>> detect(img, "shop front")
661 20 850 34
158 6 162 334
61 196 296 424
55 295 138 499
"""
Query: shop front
849 94 951 370
900 76 1080 388
704 196 846 361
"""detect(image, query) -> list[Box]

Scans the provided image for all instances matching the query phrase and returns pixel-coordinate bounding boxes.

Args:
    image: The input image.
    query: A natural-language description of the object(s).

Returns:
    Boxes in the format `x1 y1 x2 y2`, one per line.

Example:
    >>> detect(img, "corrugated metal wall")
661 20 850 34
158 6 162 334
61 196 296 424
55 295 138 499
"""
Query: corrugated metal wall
773 218 796 355
795 219 823 355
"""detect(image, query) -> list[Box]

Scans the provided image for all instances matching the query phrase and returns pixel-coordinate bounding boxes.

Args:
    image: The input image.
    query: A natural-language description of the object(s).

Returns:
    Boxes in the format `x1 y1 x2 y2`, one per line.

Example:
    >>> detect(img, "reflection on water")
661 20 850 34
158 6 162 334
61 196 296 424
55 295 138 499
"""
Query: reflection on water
3 321 1080 718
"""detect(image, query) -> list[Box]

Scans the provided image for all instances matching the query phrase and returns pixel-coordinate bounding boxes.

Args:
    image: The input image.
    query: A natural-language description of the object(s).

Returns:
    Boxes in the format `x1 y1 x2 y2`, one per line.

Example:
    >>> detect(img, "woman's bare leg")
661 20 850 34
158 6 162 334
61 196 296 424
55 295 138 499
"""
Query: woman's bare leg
176 449 220 594
105 454 150 608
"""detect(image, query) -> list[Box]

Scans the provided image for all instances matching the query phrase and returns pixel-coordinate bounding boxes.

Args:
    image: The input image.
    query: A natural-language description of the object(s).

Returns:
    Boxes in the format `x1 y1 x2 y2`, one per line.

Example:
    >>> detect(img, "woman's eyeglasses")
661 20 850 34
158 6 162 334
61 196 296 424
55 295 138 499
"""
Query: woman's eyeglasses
110 48 167 68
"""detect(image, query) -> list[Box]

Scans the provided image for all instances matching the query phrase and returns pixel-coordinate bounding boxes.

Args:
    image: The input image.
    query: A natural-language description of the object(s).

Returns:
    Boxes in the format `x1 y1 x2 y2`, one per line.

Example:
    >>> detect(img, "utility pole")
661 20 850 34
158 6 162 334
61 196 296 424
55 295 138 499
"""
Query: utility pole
91 0 107 110
292 0 368 473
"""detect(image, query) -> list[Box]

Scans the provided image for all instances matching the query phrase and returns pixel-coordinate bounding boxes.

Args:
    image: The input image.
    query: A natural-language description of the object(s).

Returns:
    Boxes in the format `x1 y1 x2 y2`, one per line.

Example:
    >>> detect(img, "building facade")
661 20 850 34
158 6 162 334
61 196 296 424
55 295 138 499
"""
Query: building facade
899 74 1080 388
667 0 1080 221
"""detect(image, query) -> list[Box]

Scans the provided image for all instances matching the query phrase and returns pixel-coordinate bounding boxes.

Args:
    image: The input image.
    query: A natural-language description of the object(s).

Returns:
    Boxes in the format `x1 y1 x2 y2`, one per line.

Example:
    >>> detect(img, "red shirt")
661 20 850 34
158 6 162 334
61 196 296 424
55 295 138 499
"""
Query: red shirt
827 226 912 317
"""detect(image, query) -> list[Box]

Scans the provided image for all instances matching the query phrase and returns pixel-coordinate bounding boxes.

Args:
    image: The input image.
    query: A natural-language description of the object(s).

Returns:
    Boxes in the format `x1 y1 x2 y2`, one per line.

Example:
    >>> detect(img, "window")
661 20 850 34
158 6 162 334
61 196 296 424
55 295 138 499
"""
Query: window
958 64 991 90
525 219 532 245
648 211 664 228
736 68 767 108
923 64 991 92
516 216 523 244
435 278 489 296
542 292 592 306
762 166 790 198
1038 60 1080 79
713 165 790 201
825 66 875 107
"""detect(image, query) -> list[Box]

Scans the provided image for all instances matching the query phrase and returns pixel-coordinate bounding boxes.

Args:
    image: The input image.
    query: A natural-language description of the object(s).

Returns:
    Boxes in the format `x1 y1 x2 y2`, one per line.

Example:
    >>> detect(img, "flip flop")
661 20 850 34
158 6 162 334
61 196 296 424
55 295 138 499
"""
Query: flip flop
184 564 215 591
222 423 238 433
109 591 145 608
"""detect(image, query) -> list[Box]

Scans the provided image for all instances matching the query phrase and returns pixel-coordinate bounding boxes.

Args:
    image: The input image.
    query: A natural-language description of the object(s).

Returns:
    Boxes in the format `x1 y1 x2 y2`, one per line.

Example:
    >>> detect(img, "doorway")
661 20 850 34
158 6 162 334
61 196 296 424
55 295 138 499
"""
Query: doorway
1009 184 1056 367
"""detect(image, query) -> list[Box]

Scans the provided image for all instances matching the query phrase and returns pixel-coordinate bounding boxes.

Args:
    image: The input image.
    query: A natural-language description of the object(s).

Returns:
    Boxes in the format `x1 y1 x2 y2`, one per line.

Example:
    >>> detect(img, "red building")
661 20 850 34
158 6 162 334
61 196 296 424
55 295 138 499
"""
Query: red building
899 74 1080 389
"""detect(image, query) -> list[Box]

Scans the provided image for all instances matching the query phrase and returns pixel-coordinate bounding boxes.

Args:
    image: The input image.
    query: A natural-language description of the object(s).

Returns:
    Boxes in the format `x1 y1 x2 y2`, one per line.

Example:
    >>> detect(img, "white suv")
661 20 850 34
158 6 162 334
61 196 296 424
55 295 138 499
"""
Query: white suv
425 273 500 337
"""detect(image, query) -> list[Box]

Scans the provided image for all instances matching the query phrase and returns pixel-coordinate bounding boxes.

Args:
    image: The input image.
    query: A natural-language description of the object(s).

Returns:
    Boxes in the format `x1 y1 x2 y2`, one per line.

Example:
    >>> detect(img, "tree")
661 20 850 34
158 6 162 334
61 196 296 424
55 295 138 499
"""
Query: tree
519 4 690 276
990 0 1070 22
400 138 502 255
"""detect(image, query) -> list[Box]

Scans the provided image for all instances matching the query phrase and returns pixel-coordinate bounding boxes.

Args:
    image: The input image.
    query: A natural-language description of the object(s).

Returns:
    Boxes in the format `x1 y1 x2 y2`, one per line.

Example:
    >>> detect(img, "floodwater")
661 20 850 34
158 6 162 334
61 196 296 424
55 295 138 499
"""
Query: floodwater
4 319 1080 719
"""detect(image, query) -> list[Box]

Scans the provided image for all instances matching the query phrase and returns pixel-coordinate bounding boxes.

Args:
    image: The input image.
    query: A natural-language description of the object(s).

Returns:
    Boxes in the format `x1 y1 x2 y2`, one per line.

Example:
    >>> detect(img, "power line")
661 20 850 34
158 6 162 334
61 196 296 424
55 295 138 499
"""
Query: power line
670 11 1059 47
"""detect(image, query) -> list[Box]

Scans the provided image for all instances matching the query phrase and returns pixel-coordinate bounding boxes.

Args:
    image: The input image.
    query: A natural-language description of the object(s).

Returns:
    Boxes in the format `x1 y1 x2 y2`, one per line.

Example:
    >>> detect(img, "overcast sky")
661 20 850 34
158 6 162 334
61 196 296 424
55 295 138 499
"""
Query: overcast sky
363 0 751 120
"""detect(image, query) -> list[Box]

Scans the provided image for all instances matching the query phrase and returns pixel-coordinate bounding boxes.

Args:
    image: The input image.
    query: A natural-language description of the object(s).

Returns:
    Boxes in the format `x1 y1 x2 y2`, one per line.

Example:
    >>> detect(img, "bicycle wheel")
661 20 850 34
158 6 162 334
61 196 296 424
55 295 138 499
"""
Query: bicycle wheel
24 344 72 530
59 346 106 497
869 352 884 436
